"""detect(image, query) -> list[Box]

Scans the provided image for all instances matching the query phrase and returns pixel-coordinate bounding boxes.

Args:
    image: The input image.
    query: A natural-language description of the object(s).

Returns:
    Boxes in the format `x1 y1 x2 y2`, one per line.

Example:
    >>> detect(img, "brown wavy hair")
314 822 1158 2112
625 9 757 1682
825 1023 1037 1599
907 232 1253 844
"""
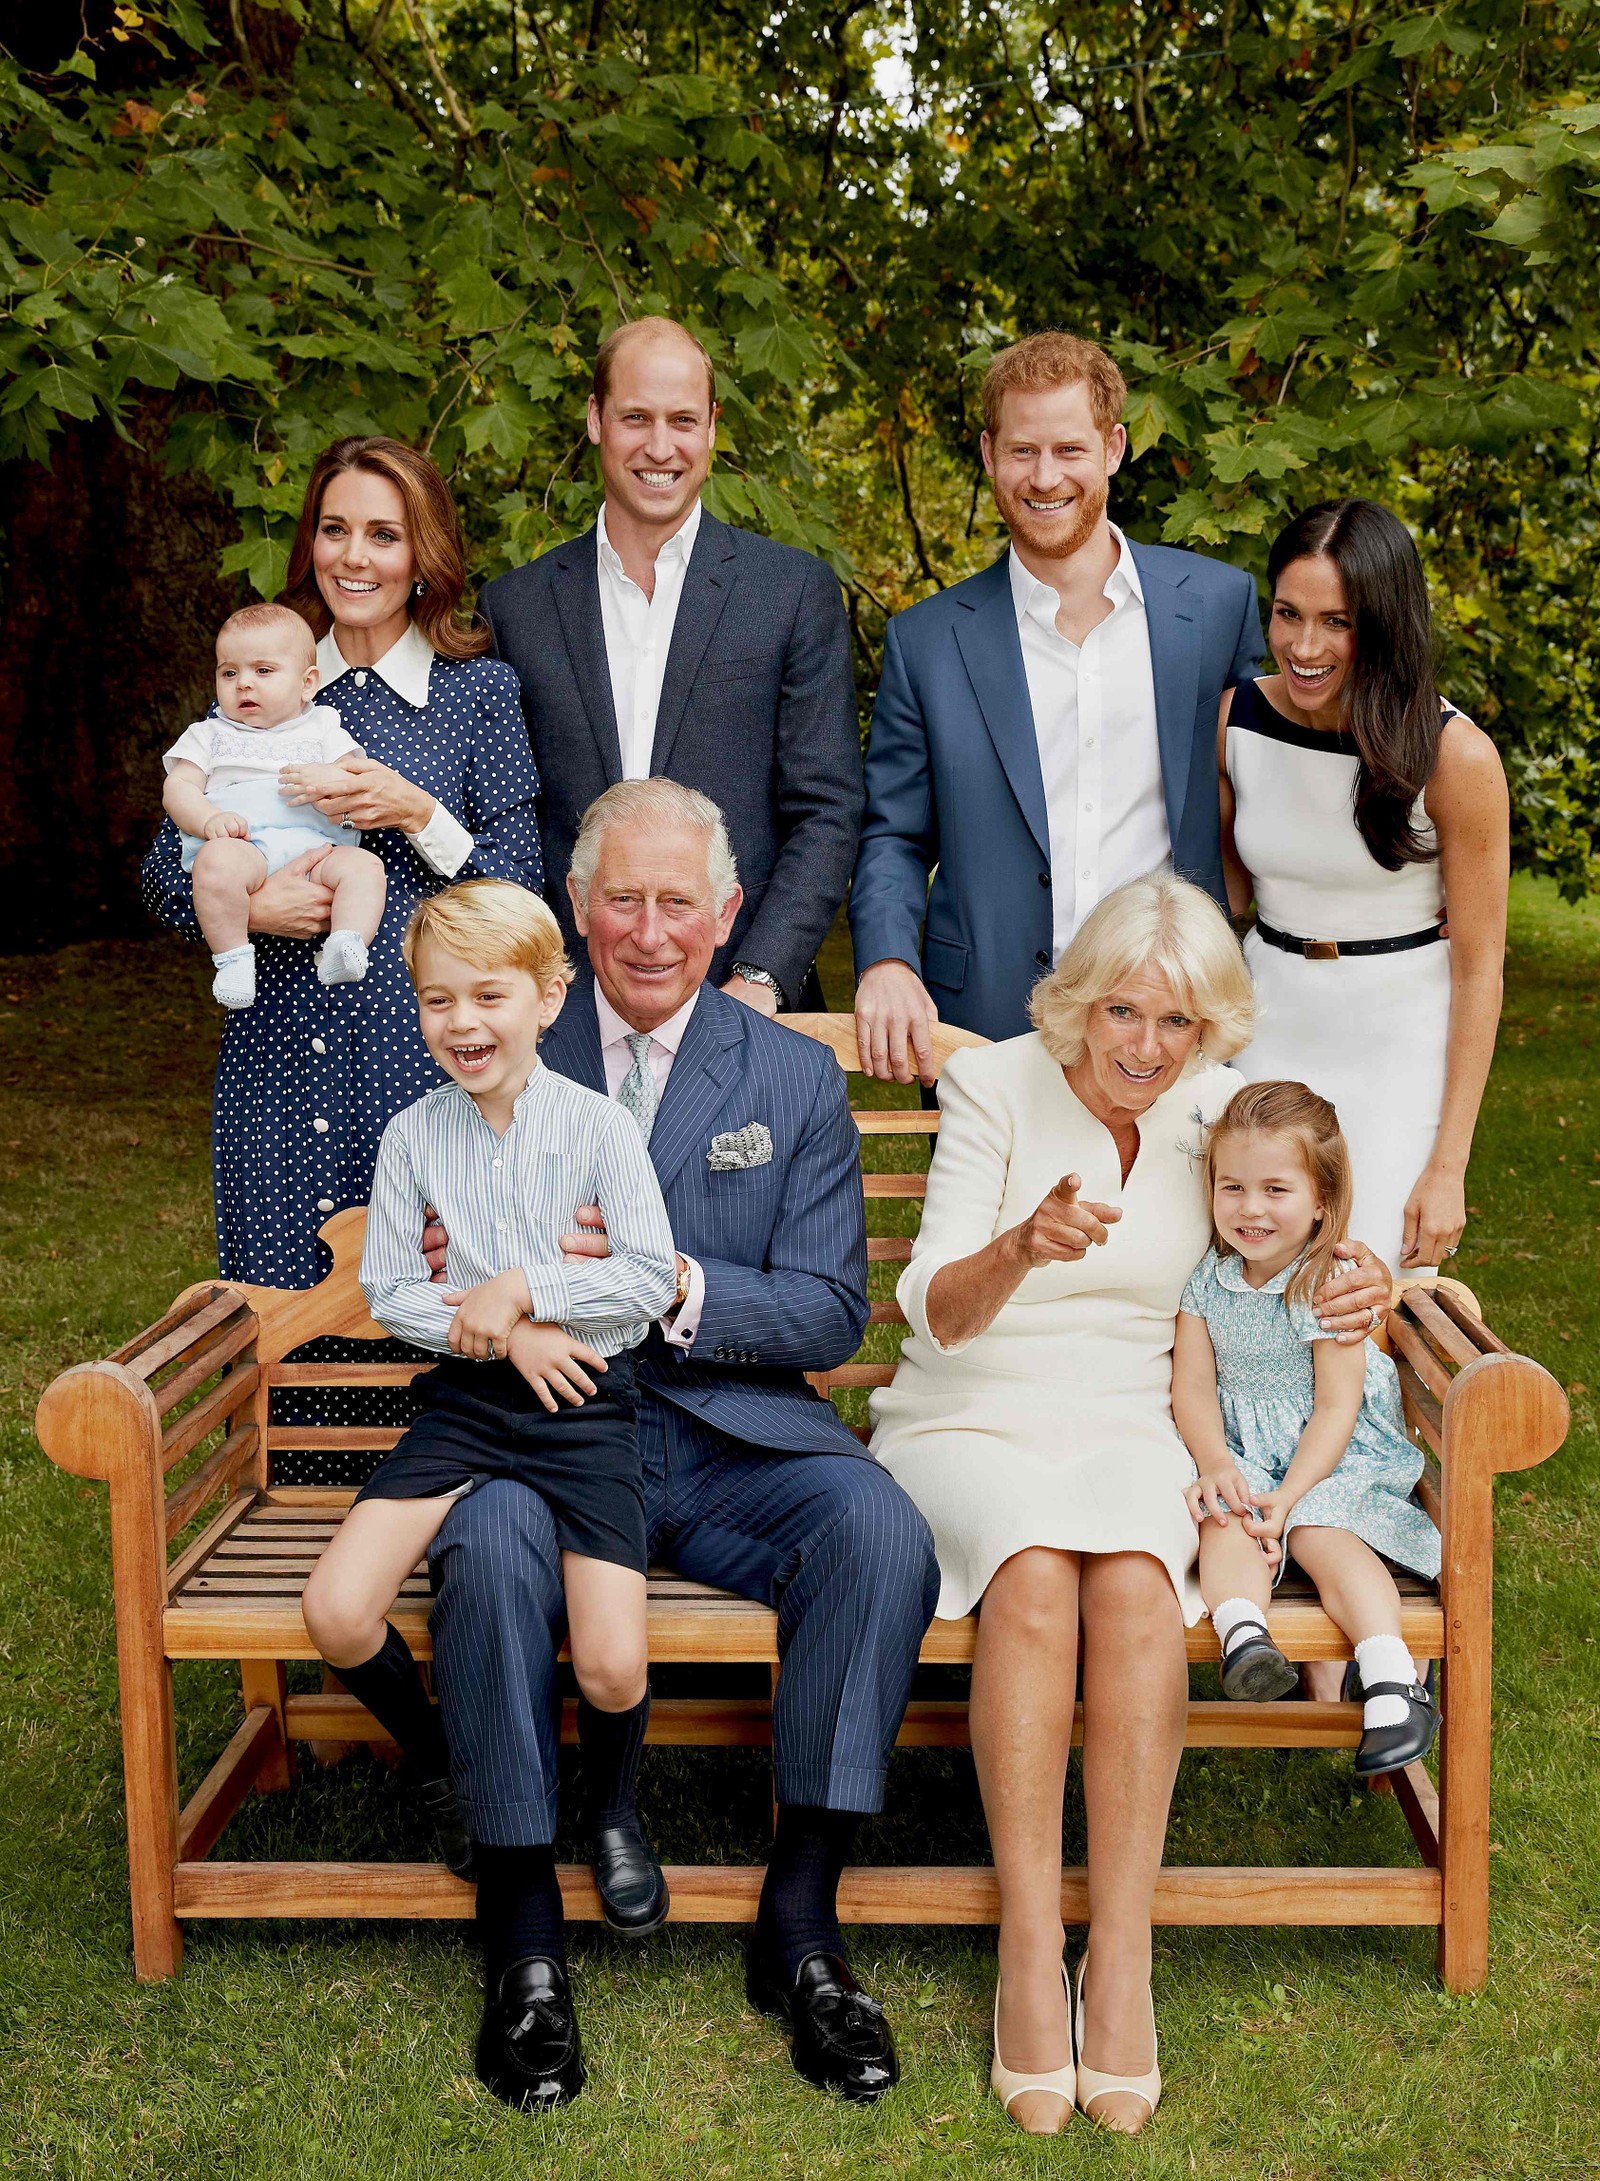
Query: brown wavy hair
279 436 490 661
1204 1079 1354 1308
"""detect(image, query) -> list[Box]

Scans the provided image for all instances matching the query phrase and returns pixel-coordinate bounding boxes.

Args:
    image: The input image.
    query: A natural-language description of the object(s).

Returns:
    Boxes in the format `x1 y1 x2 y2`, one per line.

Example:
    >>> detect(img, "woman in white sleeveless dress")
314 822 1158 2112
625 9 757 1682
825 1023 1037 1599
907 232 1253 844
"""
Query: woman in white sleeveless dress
1220 500 1508 1275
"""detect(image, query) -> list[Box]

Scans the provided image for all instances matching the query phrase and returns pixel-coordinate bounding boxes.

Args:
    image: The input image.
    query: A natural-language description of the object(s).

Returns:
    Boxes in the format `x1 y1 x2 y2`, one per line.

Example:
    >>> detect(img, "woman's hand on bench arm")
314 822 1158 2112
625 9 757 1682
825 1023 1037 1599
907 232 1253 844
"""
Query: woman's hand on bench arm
1314 1242 1393 1344
246 849 336 939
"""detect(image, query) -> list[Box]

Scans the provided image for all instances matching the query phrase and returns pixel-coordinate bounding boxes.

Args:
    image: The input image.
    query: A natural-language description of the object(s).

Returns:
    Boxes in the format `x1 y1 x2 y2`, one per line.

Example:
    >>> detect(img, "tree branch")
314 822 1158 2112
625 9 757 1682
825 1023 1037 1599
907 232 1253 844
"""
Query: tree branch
393 0 476 139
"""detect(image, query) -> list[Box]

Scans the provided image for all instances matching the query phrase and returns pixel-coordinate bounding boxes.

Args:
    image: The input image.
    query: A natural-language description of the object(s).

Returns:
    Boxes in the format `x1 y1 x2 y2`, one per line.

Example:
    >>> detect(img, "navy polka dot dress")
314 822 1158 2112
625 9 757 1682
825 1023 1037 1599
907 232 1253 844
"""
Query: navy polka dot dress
142 645 543 1484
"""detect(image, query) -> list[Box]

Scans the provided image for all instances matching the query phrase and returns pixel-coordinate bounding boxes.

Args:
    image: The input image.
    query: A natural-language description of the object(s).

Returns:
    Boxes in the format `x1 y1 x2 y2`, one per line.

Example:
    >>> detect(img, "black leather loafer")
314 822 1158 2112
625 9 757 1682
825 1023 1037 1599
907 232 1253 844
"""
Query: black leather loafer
592 1821 670 1936
474 1955 586 2112
407 1773 475 1880
1353 1679 1441 1777
746 1947 899 2102
1220 1629 1300 1703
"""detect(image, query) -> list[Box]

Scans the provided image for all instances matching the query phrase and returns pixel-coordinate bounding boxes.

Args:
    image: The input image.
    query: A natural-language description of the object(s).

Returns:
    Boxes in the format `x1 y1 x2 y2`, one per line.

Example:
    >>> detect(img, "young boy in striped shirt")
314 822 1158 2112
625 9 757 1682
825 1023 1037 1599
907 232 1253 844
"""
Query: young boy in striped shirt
300 879 678 1970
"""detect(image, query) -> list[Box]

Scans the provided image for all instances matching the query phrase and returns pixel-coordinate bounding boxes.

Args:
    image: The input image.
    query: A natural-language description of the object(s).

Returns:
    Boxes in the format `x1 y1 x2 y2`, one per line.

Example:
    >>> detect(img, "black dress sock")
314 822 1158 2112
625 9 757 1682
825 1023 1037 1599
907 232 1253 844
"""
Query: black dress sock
335 1622 450 1781
474 1842 566 1986
576 1689 651 1831
755 1804 860 1980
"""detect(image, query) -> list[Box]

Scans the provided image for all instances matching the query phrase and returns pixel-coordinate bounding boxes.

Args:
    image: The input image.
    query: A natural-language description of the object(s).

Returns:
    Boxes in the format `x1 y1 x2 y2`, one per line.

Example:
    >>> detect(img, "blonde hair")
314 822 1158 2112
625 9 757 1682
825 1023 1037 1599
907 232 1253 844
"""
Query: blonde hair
218 601 314 664
568 779 740 911
1029 875 1254 1068
982 331 1127 440
403 880 574 987
1205 1080 1354 1306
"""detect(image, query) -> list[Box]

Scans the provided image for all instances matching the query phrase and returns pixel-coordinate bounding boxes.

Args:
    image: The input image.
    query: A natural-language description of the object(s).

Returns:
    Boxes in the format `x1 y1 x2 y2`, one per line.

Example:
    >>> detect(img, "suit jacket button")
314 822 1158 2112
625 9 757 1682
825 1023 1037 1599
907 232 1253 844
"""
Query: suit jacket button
1034 949 1050 967
1037 872 1050 889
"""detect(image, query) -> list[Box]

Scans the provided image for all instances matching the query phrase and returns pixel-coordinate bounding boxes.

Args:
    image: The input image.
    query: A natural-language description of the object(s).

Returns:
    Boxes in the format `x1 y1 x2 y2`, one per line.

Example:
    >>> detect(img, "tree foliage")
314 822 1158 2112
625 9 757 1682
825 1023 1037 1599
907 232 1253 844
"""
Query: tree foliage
2 0 1598 893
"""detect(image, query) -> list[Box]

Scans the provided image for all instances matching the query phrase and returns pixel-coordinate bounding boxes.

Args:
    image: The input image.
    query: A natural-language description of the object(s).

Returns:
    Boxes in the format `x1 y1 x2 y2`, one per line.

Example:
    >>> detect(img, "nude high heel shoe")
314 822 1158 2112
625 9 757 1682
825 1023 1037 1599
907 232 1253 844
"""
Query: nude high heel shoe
1073 1952 1161 2131
990 1966 1076 2131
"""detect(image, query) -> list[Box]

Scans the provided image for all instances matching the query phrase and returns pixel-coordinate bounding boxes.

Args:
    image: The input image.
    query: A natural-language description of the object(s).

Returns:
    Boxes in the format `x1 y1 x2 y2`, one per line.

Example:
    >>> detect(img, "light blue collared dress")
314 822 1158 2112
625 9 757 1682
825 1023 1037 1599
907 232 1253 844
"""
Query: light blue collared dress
1179 1246 1440 1578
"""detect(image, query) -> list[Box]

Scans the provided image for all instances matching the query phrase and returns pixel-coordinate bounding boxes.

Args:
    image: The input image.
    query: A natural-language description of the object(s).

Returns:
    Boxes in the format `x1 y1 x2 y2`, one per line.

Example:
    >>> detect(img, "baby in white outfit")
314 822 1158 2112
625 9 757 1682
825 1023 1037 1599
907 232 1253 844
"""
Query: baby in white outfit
163 602 387 1008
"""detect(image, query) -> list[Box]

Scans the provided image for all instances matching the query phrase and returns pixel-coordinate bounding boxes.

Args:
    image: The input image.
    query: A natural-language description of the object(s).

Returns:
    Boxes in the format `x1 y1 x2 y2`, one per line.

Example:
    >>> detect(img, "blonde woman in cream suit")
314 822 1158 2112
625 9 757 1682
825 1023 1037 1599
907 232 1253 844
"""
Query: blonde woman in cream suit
870 876 1392 2139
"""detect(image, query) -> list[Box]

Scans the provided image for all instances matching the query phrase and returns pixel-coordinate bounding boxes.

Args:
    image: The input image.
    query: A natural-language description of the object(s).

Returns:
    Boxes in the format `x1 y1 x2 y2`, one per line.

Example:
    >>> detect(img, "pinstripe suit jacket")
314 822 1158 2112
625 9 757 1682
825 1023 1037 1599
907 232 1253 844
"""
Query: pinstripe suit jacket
539 983 871 1458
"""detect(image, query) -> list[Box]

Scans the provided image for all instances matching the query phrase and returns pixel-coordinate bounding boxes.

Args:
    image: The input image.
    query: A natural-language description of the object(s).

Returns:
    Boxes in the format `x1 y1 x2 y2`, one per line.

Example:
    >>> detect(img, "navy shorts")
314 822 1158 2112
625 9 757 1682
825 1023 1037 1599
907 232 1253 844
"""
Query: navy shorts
356 1349 645 1574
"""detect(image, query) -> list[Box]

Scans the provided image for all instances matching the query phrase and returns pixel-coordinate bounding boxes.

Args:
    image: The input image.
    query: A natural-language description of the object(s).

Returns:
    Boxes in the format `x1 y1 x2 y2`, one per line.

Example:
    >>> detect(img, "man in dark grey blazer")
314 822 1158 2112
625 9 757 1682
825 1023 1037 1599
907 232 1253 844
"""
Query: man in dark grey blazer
480 317 863 1013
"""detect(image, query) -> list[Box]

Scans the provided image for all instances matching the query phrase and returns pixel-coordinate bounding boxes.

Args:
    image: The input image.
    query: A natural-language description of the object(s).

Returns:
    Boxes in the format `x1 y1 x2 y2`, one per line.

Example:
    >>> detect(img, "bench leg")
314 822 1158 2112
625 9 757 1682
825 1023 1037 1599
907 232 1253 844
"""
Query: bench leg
121 1648 183 1979
241 1661 293 1791
1436 1640 1491 1992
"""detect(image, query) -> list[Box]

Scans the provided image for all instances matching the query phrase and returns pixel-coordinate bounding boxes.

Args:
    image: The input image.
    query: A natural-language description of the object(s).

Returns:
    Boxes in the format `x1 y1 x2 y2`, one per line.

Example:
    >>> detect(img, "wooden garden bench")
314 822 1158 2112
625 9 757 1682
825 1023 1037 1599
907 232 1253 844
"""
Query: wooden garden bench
35 1015 1567 1990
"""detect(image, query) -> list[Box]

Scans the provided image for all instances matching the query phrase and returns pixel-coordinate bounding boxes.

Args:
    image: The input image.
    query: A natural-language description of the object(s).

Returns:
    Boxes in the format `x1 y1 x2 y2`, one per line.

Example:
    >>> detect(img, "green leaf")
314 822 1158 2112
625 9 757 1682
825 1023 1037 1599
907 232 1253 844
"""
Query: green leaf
438 261 519 335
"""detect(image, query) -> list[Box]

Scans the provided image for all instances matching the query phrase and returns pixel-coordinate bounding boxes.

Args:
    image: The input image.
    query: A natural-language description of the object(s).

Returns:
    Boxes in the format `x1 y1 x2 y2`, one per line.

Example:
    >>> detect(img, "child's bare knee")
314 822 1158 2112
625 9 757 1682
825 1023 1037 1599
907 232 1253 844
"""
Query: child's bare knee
572 1645 647 1712
301 1569 371 1662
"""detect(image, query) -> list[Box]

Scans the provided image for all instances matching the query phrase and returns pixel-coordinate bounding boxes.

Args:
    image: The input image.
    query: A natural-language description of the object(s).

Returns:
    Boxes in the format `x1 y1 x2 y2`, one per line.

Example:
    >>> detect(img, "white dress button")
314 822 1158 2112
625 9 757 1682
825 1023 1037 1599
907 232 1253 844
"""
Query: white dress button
313 1117 330 1133
317 1197 336 1213
355 669 368 687
493 1158 503 1169
311 1037 327 1054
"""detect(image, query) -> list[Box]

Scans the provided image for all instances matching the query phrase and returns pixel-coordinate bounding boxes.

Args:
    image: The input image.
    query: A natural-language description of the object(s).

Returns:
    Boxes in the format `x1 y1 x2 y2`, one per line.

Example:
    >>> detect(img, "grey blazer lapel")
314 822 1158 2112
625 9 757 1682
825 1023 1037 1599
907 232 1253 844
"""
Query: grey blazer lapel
951 554 1049 863
551 531 623 786
649 512 739 779
1132 543 1201 850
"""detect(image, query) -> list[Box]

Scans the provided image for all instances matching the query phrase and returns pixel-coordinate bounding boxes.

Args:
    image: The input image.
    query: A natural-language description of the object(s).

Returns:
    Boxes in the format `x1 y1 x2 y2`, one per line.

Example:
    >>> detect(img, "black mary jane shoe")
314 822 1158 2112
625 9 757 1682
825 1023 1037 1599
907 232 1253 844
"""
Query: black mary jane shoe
1220 1625 1300 1703
474 1955 586 2112
407 1772 476 1880
592 1820 670 1937
746 1946 899 2103
1353 1679 1441 1778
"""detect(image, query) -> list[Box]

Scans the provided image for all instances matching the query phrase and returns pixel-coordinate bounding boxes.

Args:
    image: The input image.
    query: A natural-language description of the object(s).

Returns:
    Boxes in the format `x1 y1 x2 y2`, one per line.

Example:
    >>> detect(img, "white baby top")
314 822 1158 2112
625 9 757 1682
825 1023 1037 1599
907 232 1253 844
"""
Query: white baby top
163 703 361 792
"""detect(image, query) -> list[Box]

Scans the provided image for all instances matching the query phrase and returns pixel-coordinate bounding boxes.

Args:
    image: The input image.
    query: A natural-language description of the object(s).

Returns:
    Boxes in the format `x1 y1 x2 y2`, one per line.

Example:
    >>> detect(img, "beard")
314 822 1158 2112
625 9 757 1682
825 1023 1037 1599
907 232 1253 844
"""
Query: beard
994 469 1110 560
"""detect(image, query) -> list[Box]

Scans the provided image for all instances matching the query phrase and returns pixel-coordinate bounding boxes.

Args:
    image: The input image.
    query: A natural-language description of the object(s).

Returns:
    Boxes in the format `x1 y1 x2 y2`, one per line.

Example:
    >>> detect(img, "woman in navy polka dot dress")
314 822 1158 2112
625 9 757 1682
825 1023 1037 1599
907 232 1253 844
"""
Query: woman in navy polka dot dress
143 437 543 1477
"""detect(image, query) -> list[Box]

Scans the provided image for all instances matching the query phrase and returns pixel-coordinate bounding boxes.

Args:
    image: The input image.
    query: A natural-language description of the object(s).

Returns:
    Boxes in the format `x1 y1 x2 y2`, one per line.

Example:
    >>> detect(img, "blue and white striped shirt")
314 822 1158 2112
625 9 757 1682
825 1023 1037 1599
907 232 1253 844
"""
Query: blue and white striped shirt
360 1062 678 1357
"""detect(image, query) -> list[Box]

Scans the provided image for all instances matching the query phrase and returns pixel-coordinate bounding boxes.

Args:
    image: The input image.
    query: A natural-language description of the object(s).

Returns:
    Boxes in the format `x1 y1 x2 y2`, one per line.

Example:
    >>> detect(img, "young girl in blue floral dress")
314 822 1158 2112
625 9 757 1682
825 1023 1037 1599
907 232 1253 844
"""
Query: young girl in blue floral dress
1172 1079 1441 1777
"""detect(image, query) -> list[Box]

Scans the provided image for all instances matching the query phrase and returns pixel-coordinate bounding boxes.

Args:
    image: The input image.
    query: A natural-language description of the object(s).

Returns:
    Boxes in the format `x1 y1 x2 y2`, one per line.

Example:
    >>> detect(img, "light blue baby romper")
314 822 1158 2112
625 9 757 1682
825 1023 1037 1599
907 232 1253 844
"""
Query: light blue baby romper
1178 1246 1441 1578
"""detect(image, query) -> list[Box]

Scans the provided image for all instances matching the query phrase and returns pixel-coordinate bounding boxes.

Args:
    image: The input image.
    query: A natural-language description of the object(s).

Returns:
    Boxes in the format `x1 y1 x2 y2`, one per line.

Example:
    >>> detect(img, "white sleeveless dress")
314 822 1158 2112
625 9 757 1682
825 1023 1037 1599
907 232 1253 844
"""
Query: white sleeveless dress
1227 678 1452 1272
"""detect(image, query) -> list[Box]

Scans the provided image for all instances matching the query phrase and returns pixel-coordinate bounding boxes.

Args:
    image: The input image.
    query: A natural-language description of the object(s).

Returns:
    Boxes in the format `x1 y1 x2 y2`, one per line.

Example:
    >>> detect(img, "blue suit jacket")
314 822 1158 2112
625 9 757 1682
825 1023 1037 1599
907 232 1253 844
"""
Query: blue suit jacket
849 544 1265 1043
538 983 870 1458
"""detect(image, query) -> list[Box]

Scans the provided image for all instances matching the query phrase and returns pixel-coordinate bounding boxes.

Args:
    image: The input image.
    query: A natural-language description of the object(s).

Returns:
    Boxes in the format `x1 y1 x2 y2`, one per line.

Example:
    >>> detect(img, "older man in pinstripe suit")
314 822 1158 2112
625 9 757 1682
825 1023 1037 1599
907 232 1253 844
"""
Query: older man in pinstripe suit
426 779 939 2112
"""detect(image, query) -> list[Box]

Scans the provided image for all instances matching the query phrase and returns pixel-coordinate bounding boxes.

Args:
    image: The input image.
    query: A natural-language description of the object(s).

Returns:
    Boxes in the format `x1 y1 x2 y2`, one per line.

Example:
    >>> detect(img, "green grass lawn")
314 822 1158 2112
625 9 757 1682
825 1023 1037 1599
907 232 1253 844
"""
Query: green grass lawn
2 879 1597 2179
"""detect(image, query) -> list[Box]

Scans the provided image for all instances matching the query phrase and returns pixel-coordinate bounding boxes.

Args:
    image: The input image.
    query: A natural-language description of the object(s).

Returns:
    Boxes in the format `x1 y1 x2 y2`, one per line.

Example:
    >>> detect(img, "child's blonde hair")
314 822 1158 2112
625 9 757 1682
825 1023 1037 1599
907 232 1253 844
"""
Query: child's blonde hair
217 600 315 664
403 880 574 988
1205 1079 1353 1306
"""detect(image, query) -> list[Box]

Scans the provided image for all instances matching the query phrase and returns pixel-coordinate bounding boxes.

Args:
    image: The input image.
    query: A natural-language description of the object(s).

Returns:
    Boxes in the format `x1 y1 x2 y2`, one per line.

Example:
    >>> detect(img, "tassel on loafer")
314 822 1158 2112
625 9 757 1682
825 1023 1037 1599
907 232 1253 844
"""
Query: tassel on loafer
474 1955 586 2112
746 1947 899 2102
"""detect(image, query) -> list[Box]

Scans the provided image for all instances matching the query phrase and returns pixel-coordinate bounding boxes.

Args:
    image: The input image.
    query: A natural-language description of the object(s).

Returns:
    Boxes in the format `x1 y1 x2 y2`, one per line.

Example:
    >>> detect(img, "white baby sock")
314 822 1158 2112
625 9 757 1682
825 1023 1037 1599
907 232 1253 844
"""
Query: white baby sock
1212 1596 1272 1657
317 929 370 986
211 945 256 1009
1354 1634 1416 1729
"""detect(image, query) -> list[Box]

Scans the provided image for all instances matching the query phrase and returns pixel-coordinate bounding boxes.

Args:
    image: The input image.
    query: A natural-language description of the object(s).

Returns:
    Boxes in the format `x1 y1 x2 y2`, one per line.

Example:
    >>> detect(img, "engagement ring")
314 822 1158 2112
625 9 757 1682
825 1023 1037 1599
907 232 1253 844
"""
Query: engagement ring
486 1338 497 1360
1444 1245 1459 1258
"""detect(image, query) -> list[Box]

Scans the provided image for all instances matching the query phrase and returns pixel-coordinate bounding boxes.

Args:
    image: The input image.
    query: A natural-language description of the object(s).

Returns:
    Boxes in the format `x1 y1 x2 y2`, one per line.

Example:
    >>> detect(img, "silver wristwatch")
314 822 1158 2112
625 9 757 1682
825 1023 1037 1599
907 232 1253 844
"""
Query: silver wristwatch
731 961 786 1005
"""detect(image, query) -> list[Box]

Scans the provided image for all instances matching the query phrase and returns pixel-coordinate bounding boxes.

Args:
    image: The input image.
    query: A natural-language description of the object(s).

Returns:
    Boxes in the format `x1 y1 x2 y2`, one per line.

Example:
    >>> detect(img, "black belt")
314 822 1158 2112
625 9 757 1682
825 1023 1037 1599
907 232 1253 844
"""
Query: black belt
1254 916 1445 961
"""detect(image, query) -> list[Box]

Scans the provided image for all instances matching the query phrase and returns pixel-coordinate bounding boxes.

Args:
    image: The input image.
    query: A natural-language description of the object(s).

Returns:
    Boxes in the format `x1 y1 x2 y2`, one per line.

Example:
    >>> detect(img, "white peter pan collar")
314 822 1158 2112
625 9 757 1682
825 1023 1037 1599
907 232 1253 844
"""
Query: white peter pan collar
315 618 435 709
1212 1248 1299 1297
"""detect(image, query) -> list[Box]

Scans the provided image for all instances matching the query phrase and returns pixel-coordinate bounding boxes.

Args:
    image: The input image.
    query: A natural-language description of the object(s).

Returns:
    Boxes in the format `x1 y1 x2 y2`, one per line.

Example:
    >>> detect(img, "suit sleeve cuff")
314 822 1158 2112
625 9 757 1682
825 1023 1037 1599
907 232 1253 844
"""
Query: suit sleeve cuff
661 1254 705 1349
410 799 475 878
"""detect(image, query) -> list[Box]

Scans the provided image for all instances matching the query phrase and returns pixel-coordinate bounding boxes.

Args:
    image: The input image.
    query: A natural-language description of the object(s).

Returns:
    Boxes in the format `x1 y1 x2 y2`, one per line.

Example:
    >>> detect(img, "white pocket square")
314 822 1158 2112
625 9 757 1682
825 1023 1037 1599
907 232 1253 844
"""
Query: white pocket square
708 1121 773 1171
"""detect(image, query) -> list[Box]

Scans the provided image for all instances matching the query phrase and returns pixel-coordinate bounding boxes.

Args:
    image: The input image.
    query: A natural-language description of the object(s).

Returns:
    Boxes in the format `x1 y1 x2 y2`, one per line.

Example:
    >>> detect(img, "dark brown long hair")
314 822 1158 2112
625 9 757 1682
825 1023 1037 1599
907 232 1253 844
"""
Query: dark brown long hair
279 436 490 661
1267 498 1441 870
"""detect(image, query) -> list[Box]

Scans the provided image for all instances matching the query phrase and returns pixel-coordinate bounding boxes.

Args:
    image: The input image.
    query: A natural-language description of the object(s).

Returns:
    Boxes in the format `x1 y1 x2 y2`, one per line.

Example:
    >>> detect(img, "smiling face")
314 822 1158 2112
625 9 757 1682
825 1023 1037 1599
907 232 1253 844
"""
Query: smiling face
311 468 416 656
214 623 319 730
412 940 569 1119
587 330 716 543
982 379 1126 563
1269 553 1357 723
1070 969 1203 1122
568 817 742 1033
1210 1127 1324 1279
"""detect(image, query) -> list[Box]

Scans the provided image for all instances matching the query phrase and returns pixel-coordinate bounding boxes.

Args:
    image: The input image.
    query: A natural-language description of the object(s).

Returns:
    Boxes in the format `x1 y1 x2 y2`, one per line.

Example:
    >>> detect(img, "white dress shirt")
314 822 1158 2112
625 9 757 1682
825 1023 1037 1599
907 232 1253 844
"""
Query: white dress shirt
596 498 703 778
314 622 476 878
1009 525 1168 962
594 983 706 1350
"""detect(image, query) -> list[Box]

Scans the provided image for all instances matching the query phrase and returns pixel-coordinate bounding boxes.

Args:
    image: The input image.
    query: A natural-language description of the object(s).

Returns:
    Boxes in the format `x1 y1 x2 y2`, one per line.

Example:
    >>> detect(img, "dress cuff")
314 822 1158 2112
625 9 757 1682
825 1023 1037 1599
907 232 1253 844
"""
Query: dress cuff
661 1255 705 1350
410 799 476 878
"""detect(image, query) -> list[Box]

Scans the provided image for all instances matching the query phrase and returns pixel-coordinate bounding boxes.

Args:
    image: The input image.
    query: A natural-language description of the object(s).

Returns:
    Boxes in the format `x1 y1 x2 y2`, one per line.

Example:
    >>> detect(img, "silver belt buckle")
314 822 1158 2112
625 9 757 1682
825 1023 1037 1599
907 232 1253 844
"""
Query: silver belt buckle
1303 938 1340 960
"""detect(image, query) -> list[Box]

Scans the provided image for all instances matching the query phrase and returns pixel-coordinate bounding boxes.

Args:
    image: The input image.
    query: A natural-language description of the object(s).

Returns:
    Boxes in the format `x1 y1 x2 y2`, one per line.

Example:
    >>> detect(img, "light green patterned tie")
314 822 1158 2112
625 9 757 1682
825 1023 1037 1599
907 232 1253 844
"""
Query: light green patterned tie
618 1029 657 1143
